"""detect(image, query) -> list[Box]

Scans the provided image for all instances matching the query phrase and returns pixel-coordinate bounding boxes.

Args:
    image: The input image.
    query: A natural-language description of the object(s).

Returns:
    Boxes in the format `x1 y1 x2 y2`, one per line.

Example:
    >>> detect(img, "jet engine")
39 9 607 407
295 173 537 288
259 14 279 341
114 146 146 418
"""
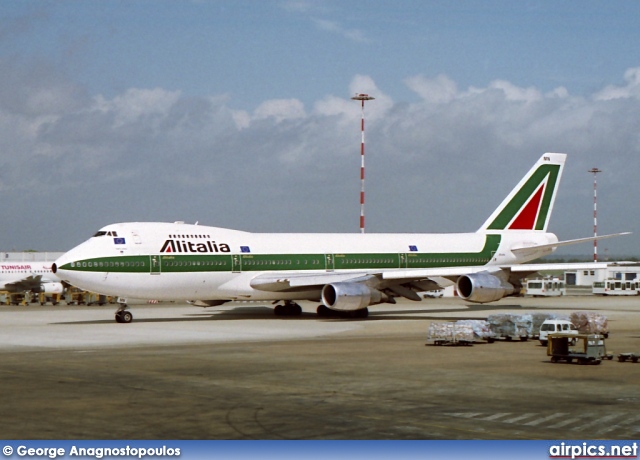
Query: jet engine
321 282 386 311
456 273 515 304
40 282 64 295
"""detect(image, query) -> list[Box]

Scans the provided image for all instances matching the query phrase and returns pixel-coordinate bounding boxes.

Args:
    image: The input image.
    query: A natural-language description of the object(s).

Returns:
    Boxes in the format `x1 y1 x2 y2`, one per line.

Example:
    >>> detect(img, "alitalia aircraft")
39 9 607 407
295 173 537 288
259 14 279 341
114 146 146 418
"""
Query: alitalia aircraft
53 153 627 323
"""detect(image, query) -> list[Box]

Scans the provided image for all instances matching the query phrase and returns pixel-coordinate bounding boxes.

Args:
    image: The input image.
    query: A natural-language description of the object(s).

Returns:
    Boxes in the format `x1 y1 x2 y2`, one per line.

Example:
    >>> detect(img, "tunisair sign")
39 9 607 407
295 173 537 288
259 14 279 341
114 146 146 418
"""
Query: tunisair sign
160 239 231 253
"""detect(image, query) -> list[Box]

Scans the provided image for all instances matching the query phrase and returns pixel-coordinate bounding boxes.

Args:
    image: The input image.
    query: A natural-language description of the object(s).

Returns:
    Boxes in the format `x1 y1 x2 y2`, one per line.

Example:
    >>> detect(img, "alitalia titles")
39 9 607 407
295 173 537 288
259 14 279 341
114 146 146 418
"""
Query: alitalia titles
160 239 230 253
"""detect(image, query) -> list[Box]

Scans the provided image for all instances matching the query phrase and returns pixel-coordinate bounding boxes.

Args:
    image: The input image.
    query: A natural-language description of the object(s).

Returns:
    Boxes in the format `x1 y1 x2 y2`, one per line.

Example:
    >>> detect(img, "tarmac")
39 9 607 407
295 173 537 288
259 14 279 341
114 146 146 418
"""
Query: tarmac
0 294 639 440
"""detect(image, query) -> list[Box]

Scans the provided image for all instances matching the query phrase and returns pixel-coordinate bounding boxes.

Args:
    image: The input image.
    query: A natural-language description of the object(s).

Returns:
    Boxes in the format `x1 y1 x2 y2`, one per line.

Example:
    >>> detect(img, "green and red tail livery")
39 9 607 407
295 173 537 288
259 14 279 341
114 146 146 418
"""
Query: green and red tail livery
479 153 565 232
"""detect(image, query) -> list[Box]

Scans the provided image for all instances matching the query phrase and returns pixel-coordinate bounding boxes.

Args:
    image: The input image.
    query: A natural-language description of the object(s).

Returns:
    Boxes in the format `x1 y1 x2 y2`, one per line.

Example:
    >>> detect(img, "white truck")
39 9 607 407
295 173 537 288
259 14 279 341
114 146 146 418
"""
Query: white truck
539 319 578 346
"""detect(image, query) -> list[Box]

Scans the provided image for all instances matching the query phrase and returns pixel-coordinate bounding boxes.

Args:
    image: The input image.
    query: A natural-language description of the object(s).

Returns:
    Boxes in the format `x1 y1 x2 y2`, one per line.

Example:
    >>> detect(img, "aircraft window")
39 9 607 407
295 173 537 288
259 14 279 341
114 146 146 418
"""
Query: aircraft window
93 231 108 237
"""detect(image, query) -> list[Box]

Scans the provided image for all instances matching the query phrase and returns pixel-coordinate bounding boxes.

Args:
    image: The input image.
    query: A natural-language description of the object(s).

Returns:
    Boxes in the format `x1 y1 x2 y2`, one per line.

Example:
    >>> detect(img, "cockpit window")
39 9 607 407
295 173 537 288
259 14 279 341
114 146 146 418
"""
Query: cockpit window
92 230 119 237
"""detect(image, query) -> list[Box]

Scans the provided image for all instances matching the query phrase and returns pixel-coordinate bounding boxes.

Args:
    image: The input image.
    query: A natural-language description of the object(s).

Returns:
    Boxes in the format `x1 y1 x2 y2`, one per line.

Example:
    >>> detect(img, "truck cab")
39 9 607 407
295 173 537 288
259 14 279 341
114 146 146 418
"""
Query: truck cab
539 319 578 346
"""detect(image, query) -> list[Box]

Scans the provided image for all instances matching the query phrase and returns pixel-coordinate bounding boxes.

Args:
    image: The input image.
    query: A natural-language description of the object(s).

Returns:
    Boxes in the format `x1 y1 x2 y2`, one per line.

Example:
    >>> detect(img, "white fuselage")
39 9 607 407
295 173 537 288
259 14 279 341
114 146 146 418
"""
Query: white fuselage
54 222 558 301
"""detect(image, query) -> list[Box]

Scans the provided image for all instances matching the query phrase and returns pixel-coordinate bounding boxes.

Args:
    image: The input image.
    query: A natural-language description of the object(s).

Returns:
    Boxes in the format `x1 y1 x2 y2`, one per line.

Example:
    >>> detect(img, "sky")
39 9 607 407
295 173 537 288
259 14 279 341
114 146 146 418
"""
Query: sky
1 0 639 257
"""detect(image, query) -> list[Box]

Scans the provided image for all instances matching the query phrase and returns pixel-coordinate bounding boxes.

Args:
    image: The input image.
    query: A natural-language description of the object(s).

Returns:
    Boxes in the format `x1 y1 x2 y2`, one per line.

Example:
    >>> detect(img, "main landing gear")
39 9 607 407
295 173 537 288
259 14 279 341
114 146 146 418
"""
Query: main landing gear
273 300 302 316
316 305 369 318
115 304 133 323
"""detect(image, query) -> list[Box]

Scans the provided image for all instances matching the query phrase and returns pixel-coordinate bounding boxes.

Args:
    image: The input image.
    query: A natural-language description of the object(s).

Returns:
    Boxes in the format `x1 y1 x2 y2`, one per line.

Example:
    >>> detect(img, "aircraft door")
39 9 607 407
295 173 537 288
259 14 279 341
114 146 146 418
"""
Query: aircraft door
399 253 408 268
325 254 335 272
232 254 242 273
150 255 161 274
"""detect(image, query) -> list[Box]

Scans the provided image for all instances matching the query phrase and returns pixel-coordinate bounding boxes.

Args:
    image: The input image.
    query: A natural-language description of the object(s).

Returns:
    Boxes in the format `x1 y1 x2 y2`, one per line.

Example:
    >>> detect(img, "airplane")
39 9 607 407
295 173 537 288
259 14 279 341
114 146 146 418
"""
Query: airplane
0 261 64 304
52 153 629 323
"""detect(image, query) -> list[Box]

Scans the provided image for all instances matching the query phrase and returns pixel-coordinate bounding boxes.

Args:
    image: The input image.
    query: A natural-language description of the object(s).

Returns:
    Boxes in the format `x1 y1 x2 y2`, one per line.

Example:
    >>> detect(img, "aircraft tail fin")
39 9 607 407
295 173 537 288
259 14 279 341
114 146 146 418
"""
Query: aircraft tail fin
478 153 566 232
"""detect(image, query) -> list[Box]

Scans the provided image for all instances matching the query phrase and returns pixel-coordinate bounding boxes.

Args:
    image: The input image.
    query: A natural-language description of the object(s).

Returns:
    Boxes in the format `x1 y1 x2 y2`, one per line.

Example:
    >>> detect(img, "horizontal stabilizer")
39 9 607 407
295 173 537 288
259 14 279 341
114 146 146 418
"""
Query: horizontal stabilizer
511 232 631 259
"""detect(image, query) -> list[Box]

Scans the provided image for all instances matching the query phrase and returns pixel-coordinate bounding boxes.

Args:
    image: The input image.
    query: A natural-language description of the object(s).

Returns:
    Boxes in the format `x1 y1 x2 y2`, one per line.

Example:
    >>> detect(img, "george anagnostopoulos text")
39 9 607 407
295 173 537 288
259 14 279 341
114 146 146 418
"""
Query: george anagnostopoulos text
13 445 180 459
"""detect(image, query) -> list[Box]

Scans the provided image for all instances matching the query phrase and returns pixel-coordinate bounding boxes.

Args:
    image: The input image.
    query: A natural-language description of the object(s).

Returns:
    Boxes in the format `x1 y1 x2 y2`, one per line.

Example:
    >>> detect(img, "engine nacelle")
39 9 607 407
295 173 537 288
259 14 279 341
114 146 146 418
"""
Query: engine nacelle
321 282 385 311
40 282 64 295
456 273 515 304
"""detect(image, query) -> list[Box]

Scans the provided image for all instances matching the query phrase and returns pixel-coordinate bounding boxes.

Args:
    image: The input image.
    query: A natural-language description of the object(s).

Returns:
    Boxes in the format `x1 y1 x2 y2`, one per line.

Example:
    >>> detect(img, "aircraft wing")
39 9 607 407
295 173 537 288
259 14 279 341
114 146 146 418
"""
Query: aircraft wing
250 271 378 292
3 275 44 292
250 258 632 304
250 266 490 302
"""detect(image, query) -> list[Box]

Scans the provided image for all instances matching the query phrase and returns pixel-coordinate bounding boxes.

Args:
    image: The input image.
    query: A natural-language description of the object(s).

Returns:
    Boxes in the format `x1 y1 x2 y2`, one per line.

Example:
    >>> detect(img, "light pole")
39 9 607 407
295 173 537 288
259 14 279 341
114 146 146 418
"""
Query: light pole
588 167 602 262
351 93 375 234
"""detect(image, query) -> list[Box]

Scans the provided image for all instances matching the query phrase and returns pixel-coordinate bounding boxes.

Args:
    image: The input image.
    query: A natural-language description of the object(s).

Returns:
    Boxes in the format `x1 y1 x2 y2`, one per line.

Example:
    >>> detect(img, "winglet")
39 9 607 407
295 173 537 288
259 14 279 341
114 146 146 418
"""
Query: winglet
478 153 566 232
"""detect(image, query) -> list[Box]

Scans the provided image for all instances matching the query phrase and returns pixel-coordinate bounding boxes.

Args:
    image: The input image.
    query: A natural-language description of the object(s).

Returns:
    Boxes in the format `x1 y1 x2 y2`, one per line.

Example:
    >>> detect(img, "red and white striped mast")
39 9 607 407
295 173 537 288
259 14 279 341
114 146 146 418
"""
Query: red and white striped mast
351 93 375 234
588 167 602 262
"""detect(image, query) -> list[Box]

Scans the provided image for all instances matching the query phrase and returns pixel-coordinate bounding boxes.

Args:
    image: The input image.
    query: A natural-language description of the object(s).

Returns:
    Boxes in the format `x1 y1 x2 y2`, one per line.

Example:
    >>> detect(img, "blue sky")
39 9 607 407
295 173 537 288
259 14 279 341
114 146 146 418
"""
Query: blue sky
9 1 640 107
1 0 640 256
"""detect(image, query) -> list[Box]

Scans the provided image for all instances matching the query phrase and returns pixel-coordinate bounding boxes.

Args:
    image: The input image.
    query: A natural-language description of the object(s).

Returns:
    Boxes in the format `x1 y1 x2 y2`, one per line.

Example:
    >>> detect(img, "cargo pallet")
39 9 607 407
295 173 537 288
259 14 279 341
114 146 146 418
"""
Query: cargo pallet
429 339 474 347
617 353 640 363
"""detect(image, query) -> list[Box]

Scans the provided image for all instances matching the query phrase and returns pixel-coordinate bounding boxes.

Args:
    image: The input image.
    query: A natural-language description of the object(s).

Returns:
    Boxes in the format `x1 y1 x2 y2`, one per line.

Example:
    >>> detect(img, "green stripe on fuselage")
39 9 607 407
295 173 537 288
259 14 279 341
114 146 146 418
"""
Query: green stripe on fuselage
61 235 501 273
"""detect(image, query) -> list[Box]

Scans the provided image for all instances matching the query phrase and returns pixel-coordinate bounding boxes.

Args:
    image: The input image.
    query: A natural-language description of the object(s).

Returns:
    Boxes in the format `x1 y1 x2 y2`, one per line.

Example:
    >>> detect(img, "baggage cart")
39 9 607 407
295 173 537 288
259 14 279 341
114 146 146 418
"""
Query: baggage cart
547 333 613 365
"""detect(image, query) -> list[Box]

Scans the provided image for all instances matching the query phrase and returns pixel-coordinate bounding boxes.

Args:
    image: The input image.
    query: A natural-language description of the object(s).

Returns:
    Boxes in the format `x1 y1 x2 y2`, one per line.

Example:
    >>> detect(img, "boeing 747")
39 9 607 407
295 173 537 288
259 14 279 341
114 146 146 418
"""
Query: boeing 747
53 153 628 323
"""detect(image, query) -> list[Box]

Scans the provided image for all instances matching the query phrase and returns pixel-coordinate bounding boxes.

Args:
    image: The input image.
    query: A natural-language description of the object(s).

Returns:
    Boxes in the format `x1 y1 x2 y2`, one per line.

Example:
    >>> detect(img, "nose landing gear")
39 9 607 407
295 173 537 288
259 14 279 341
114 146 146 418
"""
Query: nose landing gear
115 304 133 323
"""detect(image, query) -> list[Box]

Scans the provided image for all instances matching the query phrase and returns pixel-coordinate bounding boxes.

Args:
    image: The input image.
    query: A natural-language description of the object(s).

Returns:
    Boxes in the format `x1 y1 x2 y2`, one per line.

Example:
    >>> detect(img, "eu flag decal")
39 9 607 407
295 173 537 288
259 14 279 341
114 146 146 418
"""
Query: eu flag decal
241 246 251 253
114 238 126 245
409 245 418 252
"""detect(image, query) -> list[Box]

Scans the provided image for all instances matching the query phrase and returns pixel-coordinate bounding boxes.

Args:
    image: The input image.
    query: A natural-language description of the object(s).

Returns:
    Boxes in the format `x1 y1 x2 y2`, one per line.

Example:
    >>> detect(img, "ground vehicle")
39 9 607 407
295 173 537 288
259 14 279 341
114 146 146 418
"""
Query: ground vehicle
539 319 578 346
547 333 612 365
592 279 639 296
525 278 566 297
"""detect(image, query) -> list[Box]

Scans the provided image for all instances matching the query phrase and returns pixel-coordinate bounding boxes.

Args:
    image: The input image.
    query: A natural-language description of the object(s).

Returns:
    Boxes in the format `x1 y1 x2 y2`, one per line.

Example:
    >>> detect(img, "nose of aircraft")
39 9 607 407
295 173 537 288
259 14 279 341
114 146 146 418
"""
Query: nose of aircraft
53 248 77 275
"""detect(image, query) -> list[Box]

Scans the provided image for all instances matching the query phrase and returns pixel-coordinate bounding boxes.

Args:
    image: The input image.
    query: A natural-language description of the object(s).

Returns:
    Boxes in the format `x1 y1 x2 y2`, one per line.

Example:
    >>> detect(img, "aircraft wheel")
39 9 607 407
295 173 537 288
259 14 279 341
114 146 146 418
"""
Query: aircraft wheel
348 308 366 318
290 303 302 316
317 305 331 317
115 310 133 323
275 303 302 316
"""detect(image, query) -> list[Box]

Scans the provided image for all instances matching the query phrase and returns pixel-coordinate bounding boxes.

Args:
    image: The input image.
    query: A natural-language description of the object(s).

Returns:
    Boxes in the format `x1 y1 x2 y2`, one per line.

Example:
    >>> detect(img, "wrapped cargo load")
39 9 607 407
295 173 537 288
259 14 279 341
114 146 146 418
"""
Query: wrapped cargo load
427 321 475 345
455 319 495 341
570 311 609 337
487 313 533 340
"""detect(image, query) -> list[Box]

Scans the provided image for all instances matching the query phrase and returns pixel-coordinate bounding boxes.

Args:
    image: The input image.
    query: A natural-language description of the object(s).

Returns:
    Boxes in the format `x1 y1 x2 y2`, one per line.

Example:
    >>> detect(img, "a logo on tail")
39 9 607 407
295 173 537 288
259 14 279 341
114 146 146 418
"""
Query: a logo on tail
507 182 545 230
481 154 565 232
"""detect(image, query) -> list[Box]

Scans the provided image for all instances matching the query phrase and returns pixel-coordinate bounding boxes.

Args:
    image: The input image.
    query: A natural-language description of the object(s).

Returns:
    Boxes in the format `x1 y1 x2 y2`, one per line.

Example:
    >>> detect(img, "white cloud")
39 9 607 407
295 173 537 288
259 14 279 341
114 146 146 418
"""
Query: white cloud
594 67 640 100
312 18 369 43
93 88 181 127
405 74 458 104
466 80 542 103
1 63 640 254
253 98 306 123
